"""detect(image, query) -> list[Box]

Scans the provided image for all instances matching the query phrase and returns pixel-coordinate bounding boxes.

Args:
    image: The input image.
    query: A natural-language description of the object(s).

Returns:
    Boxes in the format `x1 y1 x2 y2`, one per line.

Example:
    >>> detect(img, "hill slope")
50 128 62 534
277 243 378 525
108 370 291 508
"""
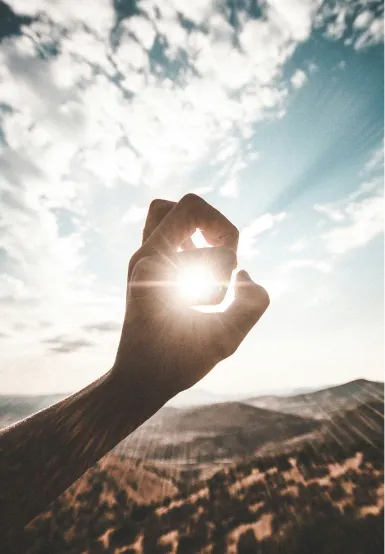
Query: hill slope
24 442 384 554
245 379 384 419
118 401 321 462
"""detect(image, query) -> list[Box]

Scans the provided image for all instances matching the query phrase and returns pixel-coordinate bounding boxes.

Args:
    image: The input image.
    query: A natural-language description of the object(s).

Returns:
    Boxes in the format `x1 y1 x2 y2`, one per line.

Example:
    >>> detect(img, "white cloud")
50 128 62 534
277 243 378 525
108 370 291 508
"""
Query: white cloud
354 11 374 30
355 16 384 50
281 259 332 274
239 212 287 258
289 238 308 252
291 69 307 89
121 205 148 225
8 0 115 37
365 141 384 173
324 6 349 40
317 2 384 50
265 0 322 42
219 179 239 198
322 193 384 255
314 203 345 222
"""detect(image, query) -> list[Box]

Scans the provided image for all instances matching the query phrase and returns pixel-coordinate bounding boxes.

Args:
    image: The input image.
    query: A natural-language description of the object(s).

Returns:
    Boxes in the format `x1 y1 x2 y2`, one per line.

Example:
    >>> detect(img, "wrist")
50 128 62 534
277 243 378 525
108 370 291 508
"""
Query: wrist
107 356 173 419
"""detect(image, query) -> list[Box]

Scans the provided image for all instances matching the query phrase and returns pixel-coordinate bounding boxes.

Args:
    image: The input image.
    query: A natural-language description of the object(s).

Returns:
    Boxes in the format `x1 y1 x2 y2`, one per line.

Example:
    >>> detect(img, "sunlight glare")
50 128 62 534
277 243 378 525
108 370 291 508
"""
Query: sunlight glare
177 264 217 303
191 229 210 248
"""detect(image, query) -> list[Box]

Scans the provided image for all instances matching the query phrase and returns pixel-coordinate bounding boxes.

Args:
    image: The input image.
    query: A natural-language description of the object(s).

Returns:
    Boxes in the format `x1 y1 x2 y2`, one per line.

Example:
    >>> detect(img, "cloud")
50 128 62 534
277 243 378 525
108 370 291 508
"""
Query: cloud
82 321 121 333
354 11 374 30
314 203 345 222
355 15 384 50
365 140 384 173
239 212 287 258
0 273 35 304
317 1 384 50
281 259 332 274
219 179 239 198
316 142 384 256
291 69 307 89
122 205 148 225
321 193 383 255
289 238 308 253
44 336 94 354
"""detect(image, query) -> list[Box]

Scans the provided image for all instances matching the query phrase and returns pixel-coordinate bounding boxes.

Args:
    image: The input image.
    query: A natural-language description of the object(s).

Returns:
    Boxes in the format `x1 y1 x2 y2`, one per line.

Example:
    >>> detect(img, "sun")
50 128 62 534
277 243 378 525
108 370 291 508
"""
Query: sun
177 264 218 304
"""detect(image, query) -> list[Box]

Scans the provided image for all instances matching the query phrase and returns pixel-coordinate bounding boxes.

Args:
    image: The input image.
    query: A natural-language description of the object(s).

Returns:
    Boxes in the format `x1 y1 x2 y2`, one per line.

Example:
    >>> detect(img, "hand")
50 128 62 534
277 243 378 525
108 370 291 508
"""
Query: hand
112 194 270 402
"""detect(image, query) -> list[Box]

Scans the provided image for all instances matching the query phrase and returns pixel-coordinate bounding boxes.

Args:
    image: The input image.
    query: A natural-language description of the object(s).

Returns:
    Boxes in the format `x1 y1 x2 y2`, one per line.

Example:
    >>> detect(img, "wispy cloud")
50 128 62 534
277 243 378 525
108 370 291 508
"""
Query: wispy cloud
122 205 148 225
82 321 121 333
239 212 287 258
281 259 332 274
43 335 94 354
321 193 383 255
291 69 307 89
365 140 384 173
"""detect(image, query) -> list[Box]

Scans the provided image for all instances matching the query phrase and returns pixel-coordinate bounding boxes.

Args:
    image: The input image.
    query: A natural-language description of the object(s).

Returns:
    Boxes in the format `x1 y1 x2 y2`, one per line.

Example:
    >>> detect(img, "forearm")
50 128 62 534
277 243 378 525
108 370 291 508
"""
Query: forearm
0 366 166 539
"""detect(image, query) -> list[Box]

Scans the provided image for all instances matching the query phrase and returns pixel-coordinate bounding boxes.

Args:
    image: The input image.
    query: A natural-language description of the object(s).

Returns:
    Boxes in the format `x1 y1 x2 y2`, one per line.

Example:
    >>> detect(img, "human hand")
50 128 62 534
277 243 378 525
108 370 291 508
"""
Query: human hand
113 194 270 402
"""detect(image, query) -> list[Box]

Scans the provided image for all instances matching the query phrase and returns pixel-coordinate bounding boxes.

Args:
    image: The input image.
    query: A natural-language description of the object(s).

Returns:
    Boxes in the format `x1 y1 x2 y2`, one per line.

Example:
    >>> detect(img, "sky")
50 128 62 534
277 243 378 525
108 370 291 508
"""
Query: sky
0 0 383 398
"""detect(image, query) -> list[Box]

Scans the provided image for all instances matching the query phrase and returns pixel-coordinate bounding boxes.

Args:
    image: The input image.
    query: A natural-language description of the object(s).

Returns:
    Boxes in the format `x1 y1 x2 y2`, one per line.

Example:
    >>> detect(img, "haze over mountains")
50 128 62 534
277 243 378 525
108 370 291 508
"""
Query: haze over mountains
1 378 381 426
115 379 383 463
245 379 384 419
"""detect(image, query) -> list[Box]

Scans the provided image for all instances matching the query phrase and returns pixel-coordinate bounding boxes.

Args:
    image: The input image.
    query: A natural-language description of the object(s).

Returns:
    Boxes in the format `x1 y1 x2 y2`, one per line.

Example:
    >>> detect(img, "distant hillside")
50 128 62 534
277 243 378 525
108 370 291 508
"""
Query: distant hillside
24 442 384 554
0 394 68 427
321 399 384 447
245 379 384 419
118 401 321 462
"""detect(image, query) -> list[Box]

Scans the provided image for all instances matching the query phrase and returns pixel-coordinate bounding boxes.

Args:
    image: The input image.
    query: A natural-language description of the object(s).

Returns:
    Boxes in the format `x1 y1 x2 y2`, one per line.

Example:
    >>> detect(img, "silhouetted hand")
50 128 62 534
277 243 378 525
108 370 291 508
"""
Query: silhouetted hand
113 194 270 401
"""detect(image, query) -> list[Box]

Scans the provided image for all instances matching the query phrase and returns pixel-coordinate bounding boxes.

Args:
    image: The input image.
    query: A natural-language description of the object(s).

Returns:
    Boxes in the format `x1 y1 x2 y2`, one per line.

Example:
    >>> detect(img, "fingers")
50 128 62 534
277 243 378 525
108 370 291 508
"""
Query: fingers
142 199 176 244
217 270 270 356
141 199 200 250
146 193 239 256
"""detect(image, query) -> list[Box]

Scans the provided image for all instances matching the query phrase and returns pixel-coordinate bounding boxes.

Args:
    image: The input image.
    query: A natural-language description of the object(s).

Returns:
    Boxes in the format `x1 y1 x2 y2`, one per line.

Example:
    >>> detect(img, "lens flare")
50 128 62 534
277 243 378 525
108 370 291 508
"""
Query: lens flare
177 264 218 303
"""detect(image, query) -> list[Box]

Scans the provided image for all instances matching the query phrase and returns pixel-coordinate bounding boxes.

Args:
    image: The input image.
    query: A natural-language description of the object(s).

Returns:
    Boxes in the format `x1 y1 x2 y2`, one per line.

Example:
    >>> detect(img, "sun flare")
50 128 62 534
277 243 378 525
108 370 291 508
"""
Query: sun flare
177 264 218 303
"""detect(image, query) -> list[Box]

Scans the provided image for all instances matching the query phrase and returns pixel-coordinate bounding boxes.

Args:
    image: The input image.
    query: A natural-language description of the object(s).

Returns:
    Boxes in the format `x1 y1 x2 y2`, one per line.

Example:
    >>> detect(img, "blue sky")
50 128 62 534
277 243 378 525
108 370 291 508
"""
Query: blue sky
0 0 383 396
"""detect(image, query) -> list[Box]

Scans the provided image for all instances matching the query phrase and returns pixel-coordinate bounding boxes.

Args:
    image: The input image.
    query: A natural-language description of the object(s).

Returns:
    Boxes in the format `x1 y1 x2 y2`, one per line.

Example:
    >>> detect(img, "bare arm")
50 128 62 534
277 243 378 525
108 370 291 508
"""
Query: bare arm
0 366 166 540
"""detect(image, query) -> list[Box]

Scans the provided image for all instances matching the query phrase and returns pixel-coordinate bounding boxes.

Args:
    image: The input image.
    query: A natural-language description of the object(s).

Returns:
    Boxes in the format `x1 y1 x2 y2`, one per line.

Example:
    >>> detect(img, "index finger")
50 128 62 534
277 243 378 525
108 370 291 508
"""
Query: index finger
146 193 239 255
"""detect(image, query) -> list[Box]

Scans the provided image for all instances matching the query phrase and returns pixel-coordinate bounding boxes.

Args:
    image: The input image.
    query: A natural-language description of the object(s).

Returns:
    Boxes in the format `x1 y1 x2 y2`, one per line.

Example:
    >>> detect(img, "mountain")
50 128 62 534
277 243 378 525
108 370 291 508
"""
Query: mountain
24 441 384 554
167 388 236 407
245 379 384 419
117 401 321 462
0 394 68 427
321 399 384 447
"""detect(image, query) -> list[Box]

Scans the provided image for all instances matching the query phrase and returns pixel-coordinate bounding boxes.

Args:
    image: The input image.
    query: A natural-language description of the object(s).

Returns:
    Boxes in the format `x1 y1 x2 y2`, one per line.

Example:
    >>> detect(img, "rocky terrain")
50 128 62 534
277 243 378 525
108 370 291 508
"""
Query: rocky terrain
22 439 384 553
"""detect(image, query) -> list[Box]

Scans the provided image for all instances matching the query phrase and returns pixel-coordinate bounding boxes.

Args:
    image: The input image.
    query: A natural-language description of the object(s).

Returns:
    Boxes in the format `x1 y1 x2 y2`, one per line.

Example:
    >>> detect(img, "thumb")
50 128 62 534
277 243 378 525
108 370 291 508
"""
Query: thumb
219 269 270 348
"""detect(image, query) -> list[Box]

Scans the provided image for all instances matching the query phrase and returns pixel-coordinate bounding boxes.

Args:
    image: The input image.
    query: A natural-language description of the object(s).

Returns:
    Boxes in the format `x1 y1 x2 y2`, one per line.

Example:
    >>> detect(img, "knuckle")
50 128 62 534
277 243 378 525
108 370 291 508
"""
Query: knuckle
148 198 172 214
130 255 153 278
128 250 141 274
231 224 240 242
180 192 202 208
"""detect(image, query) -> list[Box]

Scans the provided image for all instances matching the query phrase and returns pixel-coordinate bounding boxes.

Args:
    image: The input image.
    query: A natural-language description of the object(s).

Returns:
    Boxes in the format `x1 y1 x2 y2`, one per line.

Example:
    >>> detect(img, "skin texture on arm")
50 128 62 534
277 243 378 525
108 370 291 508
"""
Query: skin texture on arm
0 194 270 542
